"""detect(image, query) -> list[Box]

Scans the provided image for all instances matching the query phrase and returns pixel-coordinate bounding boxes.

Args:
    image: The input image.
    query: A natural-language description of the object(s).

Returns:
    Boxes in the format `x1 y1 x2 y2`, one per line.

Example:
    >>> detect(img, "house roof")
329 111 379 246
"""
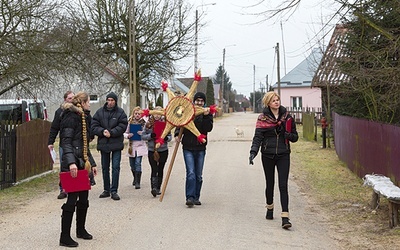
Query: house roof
177 77 210 94
272 48 323 89
312 24 351 87
171 78 190 94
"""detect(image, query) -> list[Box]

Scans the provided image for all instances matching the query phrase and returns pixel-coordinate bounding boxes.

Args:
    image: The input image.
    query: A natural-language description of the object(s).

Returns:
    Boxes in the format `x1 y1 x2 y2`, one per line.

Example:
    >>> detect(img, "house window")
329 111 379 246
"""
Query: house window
291 96 302 110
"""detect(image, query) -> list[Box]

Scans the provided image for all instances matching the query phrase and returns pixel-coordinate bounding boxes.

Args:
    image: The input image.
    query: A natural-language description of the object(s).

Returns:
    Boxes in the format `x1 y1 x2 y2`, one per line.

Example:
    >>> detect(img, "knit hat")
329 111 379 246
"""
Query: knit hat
106 92 118 103
193 92 206 103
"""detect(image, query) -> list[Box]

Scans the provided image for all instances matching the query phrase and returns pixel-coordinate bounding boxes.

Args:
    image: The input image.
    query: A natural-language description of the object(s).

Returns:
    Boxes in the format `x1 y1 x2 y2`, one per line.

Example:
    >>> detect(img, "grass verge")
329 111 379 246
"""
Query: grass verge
0 172 59 214
291 126 400 249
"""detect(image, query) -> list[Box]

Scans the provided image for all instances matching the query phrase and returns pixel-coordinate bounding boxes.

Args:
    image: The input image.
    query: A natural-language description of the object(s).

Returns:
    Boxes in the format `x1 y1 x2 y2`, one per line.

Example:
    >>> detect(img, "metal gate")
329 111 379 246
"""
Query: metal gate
0 124 17 190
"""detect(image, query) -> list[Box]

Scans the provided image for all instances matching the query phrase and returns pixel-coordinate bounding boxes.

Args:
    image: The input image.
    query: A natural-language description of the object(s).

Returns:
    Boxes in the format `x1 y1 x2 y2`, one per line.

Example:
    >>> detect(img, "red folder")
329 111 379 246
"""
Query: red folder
285 117 293 144
153 121 166 138
60 170 91 193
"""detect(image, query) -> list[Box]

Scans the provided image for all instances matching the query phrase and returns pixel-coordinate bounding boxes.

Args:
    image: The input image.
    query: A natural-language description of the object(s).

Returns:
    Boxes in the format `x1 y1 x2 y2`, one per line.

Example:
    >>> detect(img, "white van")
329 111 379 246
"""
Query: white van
0 99 48 123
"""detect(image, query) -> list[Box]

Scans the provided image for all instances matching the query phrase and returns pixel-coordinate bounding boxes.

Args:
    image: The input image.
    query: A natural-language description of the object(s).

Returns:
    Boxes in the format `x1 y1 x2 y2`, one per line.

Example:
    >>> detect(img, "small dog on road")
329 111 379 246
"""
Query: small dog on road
235 127 244 137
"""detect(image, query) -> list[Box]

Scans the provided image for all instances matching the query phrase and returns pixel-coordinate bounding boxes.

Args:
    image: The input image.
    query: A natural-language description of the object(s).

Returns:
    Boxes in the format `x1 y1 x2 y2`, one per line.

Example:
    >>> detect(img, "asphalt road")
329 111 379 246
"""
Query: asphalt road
0 111 339 250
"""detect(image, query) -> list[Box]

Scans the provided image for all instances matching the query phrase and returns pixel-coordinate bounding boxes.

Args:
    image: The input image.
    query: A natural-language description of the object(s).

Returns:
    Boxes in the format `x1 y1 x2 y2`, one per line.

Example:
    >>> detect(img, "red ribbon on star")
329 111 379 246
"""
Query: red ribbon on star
141 109 150 117
209 105 217 115
194 73 201 81
161 81 168 91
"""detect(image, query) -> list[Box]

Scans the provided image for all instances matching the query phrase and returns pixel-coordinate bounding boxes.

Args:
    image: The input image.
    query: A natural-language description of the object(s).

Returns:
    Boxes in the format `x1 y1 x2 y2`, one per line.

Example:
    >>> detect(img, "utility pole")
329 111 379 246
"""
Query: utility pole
194 9 199 74
253 64 255 113
129 0 137 110
276 43 281 97
280 21 287 75
266 74 269 92
220 48 225 111
194 3 216 74
219 44 235 111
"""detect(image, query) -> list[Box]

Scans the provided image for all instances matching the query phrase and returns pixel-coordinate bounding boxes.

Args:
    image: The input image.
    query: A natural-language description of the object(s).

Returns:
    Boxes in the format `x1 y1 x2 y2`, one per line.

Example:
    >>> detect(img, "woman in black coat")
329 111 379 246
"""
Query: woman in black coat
249 91 298 229
59 92 98 247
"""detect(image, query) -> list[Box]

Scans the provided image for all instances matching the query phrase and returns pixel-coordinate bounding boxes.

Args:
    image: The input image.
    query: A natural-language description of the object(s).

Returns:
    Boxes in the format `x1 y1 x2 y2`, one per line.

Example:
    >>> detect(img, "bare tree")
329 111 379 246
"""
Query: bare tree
0 0 66 97
69 0 196 93
243 0 301 22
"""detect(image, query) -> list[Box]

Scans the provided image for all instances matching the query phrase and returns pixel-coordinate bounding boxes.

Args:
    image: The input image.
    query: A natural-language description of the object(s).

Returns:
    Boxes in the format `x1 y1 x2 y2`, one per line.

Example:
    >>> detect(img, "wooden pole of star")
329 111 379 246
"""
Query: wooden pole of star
159 128 184 202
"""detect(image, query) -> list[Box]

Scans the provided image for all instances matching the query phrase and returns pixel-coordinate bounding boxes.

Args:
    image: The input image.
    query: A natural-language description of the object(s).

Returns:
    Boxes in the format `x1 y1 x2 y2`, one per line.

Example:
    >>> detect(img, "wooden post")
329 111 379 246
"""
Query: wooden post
389 201 395 228
159 128 184 202
371 191 379 209
389 200 400 228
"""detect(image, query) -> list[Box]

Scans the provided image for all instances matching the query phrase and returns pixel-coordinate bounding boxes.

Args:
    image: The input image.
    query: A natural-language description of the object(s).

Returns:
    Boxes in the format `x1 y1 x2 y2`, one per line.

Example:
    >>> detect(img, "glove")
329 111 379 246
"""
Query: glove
151 133 156 138
284 132 292 141
249 153 255 165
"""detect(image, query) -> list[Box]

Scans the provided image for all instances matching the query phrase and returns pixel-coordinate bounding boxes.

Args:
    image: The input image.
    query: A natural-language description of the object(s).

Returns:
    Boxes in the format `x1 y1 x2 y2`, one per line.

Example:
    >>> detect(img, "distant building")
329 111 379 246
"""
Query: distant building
312 24 350 114
272 48 323 117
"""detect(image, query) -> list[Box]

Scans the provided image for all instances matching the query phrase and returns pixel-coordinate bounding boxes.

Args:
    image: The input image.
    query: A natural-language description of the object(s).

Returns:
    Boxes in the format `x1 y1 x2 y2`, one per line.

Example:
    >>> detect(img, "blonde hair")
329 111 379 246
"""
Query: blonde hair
262 91 280 107
129 106 142 124
71 92 89 106
72 91 91 173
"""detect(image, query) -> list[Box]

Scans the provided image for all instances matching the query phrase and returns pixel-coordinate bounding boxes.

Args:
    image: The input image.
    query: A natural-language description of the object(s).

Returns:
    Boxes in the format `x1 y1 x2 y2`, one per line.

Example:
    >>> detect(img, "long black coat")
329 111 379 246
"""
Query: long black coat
48 106 63 145
91 103 128 153
60 104 96 172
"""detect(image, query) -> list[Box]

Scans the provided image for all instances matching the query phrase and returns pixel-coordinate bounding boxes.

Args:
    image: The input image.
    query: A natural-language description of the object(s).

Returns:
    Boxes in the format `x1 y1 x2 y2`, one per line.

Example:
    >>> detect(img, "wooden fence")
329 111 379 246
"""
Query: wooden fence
286 107 323 124
0 119 53 189
16 119 53 181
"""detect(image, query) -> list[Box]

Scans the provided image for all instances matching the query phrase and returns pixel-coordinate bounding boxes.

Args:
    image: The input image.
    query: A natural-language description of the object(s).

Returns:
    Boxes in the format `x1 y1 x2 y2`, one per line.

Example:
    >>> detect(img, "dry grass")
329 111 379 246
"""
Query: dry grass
0 172 59 214
292 126 400 249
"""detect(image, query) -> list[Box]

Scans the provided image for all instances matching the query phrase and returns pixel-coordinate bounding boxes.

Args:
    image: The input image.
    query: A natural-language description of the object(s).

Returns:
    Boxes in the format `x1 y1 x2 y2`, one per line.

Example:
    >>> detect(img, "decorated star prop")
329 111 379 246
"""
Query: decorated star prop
142 69 217 149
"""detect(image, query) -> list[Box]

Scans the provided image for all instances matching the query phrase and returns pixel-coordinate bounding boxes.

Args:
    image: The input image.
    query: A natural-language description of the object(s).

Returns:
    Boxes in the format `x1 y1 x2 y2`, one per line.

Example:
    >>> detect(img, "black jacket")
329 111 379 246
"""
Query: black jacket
48 106 63 145
250 106 298 157
175 113 213 151
60 105 96 172
91 103 128 153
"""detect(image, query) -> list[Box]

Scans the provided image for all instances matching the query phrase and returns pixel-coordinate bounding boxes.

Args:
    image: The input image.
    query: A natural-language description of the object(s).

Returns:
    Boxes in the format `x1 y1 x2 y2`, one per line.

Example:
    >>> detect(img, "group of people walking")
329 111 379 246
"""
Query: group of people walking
48 89 298 248
48 90 213 247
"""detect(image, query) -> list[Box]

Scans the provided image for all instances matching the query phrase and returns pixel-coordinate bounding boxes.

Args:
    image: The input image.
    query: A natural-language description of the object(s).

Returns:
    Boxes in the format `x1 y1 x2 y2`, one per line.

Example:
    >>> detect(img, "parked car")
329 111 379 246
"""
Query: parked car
0 99 48 123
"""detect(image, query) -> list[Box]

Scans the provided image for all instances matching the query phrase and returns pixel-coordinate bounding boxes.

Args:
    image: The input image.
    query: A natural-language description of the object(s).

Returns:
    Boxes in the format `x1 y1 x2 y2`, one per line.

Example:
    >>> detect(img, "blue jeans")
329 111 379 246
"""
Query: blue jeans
129 156 143 172
101 150 122 193
183 149 206 201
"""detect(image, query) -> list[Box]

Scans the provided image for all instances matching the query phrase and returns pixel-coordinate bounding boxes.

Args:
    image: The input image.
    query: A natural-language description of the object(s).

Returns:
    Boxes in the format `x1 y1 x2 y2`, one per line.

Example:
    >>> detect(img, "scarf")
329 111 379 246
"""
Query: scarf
256 109 288 129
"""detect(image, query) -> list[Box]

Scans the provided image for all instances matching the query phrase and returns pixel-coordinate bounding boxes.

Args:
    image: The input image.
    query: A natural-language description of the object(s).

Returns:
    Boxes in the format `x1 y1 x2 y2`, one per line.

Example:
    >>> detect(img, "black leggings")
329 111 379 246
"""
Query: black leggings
65 190 89 207
148 151 168 179
261 154 290 212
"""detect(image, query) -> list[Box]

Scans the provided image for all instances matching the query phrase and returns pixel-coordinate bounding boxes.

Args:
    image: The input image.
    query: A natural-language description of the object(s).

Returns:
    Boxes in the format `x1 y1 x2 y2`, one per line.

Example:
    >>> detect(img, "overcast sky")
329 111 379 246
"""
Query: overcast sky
176 0 342 97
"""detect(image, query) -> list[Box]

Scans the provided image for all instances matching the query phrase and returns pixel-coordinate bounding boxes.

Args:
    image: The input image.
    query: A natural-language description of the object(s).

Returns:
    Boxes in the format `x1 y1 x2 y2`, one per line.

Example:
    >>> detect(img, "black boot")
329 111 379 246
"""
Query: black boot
282 217 292 229
76 201 93 240
135 172 142 189
156 176 163 195
131 170 136 186
266 209 273 220
60 204 79 247
265 204 274 220
151 177 158 197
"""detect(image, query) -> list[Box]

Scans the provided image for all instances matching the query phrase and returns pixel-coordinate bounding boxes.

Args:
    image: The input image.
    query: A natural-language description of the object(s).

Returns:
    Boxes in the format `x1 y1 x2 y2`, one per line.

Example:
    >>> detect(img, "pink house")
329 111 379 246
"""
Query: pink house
272 48 323 116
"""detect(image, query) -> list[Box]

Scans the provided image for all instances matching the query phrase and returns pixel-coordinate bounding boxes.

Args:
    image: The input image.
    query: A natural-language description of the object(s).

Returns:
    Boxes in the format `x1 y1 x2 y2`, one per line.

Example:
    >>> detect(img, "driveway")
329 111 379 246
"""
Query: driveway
0 111 339 249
